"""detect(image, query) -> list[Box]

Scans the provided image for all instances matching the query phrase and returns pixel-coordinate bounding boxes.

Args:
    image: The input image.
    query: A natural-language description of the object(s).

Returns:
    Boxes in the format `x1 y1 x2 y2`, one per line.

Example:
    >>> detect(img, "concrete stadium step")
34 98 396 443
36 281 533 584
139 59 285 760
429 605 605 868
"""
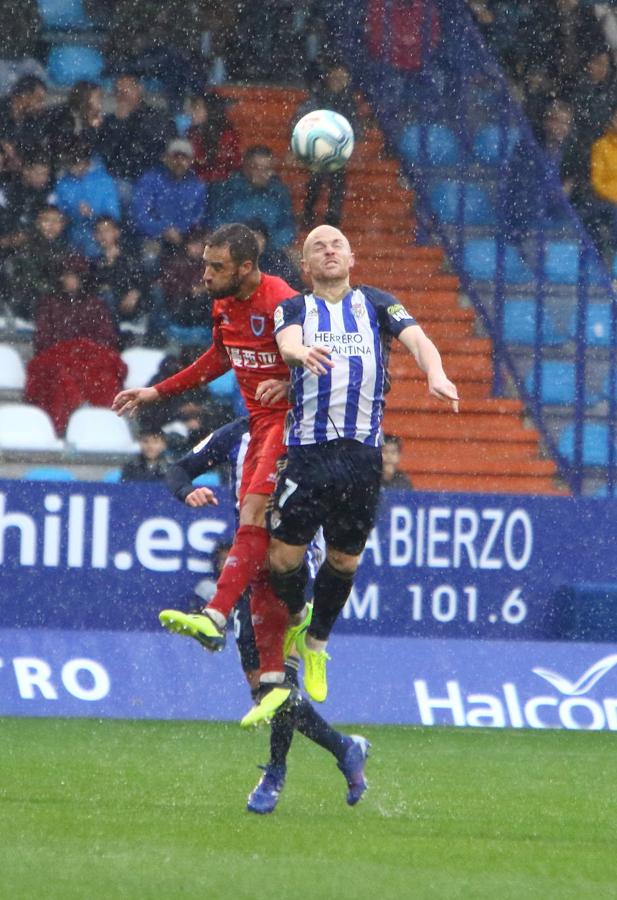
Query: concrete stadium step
406 452 556 477
410 473 568 494
390 356 493 381
385 412 540 443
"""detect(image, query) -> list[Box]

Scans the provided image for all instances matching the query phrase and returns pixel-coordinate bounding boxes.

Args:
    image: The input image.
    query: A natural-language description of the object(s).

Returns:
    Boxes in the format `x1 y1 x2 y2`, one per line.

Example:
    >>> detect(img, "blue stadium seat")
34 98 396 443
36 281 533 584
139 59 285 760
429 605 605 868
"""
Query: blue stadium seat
175 114 192 136
558 422 614 466
525 361 576 405
208 370 237 401
192 471 221 488
166 324 212 346
398 124 461 166
503 299 564 346
580 304 612 347
472 125 520 165
38 0 92 29
429 180 496 226
463 238 532 283
22 466 76 481
543 241 605 286
102 468 122 483
47 45 104 86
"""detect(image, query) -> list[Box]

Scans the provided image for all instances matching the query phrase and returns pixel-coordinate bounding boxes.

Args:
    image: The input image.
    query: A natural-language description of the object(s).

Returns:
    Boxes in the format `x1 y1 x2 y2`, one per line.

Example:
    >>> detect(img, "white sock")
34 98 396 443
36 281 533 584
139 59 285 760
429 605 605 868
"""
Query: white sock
205 608 226 629
260 671 285 684
306 636 327 653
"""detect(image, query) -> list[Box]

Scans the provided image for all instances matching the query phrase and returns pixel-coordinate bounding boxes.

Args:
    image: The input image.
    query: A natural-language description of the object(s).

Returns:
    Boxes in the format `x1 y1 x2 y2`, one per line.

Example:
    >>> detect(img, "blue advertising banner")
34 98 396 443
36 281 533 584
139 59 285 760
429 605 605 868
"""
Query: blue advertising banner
2 628 617 731
1 479 617 641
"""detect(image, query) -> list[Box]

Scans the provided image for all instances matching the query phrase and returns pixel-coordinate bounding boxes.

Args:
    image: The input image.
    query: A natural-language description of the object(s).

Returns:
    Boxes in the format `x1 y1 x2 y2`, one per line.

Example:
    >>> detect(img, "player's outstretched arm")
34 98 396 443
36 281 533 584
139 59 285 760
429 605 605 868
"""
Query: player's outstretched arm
112 386 160 417
276 325 334 375
398 325 459 413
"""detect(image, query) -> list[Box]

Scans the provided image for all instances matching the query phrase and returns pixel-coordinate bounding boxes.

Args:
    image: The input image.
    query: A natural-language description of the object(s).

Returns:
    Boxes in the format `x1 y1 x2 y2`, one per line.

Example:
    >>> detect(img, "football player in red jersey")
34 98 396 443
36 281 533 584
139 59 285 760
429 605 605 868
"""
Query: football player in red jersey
112 223 299 724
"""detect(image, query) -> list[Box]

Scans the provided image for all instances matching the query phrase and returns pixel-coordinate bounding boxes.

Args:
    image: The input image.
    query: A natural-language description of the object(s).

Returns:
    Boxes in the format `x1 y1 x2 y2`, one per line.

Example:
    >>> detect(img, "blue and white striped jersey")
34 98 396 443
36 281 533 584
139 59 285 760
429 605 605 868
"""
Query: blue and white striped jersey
273 285 416 447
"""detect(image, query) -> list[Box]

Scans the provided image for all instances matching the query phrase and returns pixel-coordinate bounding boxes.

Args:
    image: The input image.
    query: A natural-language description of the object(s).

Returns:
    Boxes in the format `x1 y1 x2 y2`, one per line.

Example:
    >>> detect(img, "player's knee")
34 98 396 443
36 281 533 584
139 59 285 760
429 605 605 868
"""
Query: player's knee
269 541 304 574
326 547 360 576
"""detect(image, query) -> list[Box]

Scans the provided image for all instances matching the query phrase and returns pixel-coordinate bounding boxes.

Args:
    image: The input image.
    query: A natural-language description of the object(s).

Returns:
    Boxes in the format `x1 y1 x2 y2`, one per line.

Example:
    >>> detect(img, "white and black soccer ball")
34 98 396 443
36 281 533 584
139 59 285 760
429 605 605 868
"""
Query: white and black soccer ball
291 109 354 173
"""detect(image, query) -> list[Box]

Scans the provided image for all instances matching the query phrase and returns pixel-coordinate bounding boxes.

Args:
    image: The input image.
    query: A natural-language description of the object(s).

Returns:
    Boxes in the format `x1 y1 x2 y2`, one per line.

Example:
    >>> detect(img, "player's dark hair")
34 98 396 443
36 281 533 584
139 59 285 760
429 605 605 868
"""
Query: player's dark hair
383 433 402 450
12 74 47 97
244 144 273 162
206 223 260 267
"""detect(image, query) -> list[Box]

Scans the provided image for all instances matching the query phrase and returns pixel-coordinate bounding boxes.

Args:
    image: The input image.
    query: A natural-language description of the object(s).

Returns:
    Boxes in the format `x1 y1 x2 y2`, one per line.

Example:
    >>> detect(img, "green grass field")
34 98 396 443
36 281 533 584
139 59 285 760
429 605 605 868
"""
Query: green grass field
1 718 616 899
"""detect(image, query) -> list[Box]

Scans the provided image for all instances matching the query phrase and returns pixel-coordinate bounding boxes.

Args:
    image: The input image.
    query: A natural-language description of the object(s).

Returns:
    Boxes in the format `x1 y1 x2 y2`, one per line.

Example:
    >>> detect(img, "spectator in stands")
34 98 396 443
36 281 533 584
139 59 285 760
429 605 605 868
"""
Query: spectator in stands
211 145 296 252
568 47 617 162
130 138 208 262
185 92 241 184
7 205 69 322
381 434 413 489
294 61 361 228
0 75 52 170
99 74 172 201
590 104 617 253
5 153 54 234
52 81 105 162
55 137 121 259
0 0 46 98
157 227 211 329
91 215 148 338
247 218 302 290
364 0 442 145
25 255 126 433
121 427 169 482
505 99 580 240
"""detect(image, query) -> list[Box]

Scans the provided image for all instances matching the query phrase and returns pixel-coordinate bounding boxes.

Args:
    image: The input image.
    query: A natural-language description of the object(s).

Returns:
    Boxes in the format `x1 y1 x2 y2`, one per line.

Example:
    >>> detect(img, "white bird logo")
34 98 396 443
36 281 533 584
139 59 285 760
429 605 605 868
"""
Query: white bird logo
532 654 617 696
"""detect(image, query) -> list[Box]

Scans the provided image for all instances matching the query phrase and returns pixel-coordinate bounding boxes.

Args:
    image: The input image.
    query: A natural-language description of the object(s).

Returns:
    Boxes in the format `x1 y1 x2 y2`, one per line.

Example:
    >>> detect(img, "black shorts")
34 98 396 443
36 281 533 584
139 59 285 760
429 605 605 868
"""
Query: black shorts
232 593 260 673
267 439 382 556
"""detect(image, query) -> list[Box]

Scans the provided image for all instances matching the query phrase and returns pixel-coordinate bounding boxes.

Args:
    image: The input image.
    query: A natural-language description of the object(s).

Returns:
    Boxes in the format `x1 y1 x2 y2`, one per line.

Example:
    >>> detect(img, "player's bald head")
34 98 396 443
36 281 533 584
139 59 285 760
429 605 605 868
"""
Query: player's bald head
303 224 351 258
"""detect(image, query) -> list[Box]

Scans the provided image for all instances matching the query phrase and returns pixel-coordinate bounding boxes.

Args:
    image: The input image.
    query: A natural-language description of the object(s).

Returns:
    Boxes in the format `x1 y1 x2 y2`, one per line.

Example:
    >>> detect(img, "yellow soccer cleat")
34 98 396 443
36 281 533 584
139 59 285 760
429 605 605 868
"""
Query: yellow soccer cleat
283 601 313 660
240 686 299 728
296 631 330 703
159 609 226 652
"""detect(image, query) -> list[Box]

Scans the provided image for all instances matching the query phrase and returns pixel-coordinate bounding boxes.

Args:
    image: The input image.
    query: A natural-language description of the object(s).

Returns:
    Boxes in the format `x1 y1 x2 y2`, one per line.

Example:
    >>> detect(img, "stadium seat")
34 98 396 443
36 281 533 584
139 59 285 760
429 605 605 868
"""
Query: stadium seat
166 324 212 346
503 299 564 346
463 238 532 283
23 466 76 481
0 403 64 450
524 360 599 407
472 125 520 165
38 0 92 29
398 124 462 166
65 407 138 453
192 471 221 488
175 113 191 136
566 303 613 348
429 180 496 226
0 344 26 390
102 468 122 482
208 370 237 402
121 347 166 390
543 241 605 286
47 45 104 86
558 422 614 466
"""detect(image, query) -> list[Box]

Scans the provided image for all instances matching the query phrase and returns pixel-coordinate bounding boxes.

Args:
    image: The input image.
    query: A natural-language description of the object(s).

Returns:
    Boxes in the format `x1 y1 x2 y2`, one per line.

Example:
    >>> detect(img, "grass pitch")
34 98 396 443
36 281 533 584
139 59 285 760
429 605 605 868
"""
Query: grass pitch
1 718 616 899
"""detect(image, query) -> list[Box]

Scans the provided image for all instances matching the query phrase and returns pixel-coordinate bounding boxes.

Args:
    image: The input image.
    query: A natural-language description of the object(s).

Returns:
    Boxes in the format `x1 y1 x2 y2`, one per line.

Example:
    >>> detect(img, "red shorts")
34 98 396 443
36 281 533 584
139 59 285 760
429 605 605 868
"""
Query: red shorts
238 412 286 504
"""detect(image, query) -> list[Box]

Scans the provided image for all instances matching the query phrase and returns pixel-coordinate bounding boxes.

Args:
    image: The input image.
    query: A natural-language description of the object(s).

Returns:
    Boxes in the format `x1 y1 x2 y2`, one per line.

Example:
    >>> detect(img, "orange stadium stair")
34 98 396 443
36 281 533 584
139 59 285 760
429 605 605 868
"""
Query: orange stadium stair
219 85 567 496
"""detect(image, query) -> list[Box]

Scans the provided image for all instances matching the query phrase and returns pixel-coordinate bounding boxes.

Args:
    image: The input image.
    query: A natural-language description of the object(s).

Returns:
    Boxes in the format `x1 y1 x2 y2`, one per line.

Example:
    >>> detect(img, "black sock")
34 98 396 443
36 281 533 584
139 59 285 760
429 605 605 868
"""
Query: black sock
310 560 354 641
268 659 300 767
270 562 308 616
295 698 350 763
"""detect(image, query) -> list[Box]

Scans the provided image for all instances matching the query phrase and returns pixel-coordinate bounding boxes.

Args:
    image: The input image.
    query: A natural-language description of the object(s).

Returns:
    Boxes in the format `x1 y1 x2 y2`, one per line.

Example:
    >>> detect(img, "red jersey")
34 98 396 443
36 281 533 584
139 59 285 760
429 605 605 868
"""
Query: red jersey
155 273 296 419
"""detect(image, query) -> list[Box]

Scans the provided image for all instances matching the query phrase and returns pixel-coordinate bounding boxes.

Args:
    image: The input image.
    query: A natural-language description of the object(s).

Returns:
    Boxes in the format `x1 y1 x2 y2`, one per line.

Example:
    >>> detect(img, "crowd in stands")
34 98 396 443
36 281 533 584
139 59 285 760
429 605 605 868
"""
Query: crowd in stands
0 0 364 445
468 0 617 258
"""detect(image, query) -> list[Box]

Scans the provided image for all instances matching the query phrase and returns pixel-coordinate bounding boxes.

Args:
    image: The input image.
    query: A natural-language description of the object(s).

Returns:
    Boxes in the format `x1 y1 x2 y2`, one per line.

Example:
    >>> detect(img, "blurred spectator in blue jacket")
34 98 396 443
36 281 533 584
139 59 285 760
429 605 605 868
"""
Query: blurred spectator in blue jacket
211 145 296 252
0 0 46 98
54 138 121 259
130 138 208 260
247 218 302 291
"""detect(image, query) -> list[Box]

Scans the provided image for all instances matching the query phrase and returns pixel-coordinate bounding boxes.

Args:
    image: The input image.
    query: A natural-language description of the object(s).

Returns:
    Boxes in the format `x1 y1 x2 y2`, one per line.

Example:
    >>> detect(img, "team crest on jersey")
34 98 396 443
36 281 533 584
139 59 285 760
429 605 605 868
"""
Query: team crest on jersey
352 301 365 318
273 305 284 328
250 314 266 336
387 303 410 323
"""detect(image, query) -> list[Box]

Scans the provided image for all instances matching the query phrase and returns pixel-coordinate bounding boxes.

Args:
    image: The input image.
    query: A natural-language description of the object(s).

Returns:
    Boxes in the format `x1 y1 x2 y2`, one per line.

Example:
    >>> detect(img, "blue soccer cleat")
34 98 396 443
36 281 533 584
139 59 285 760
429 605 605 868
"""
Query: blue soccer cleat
247 764 286 814
338 735 371 806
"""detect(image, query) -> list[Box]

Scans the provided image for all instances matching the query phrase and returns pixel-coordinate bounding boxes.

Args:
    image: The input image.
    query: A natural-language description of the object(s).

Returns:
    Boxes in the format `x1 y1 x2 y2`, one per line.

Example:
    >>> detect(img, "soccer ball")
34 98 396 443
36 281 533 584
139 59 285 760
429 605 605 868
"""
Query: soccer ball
291 109 354 173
